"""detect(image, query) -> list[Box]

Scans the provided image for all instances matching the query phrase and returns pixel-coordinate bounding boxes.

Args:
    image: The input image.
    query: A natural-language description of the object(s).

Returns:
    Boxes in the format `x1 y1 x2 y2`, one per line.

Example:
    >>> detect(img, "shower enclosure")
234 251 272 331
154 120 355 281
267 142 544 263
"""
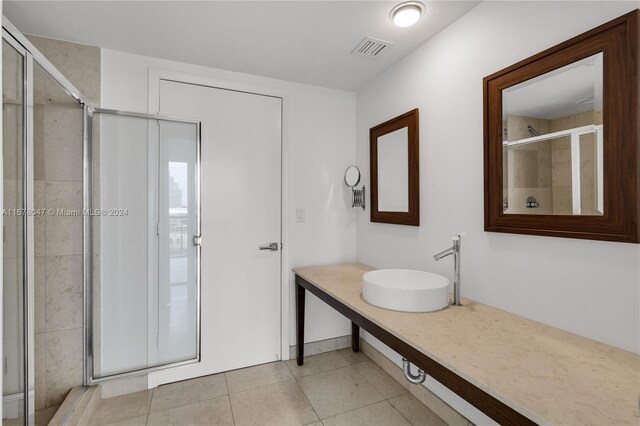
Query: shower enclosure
2 18 201 425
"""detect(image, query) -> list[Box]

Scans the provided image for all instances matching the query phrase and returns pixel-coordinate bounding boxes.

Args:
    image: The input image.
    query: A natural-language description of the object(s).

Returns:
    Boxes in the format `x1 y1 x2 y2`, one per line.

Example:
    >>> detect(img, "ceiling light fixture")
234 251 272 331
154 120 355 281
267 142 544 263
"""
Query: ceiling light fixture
390 1 426 28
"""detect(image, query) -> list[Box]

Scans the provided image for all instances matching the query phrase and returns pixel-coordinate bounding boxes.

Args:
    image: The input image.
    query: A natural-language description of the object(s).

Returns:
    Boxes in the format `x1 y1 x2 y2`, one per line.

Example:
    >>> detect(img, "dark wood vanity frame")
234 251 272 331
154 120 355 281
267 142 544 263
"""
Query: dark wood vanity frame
483 10 639 243
370 109 420 226
295 275 537 426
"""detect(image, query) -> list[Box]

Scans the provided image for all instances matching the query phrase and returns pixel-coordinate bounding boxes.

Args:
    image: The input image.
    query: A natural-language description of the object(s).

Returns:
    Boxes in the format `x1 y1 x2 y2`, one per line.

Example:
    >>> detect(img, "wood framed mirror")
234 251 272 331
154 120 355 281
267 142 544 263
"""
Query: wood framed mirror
483 10 639 243
370 109 419 226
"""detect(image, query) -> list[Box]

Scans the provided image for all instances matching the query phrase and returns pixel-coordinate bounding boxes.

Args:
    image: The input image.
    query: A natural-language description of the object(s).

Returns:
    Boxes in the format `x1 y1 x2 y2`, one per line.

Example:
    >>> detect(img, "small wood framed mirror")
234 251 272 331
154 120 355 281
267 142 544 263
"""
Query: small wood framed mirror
370 109 419 226
483 10 639 242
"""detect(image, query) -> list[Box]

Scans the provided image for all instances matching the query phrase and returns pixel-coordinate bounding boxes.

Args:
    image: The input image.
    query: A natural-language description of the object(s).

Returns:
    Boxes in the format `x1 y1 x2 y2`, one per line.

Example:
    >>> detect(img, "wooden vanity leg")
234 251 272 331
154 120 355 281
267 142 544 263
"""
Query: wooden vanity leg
351 322 360 352
296 281 305 365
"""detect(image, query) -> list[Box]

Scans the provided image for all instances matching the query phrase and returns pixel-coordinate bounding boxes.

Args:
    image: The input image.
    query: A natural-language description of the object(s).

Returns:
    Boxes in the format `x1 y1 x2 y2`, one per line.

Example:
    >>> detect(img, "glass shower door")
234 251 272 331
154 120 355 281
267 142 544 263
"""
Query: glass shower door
2 36 35 425
90 110 200 381
157 121 199 366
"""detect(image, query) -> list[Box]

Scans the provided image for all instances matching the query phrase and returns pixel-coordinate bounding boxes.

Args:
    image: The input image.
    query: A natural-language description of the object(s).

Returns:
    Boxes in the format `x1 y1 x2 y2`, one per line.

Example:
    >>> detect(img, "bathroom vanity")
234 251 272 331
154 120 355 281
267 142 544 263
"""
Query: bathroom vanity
294 264 639 426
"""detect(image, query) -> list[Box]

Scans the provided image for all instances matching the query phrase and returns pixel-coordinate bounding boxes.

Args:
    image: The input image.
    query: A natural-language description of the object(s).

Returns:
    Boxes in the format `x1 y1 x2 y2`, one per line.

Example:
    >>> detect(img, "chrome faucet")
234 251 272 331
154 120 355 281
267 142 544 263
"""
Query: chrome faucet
433 234 463 306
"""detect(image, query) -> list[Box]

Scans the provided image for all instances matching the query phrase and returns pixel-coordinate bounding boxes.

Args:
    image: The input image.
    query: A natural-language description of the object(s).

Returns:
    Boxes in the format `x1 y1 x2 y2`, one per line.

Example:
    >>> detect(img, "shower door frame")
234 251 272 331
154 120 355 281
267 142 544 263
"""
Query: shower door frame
2 16 203 397
86 108 202 384
1 25 35 426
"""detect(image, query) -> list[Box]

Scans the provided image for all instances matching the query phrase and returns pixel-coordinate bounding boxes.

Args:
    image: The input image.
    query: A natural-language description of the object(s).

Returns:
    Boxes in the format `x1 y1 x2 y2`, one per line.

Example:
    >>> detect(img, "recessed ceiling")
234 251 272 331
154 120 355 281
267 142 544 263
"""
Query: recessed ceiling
3 1 479 91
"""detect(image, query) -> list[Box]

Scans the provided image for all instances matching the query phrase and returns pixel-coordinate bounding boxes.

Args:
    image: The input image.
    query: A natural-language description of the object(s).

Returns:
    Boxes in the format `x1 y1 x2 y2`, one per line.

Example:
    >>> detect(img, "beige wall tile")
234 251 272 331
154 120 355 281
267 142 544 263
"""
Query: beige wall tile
45 255 83 332
45 179 83 210
552 186 572 214
45 181 83 256
35 181 46 256
35 333 46 410
537 140 552 188
508 148 538 188
594 110 603 125
44 38 100 105
34 257 46 334
551 148 571 188
2 44 23 100
46 328 83 406
3 106 22 182
34 104 45 180
43 102 84 182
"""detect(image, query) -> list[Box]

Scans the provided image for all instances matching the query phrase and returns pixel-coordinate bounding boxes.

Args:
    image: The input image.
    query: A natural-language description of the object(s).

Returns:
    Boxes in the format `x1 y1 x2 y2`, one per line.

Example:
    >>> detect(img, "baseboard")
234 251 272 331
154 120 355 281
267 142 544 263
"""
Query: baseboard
288 334 351 359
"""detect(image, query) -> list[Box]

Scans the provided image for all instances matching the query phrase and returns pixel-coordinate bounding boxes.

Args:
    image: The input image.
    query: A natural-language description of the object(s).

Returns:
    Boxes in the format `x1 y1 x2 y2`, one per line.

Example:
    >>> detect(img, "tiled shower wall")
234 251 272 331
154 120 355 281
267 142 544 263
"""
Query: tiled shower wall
26 34 100 409
505 110 601 215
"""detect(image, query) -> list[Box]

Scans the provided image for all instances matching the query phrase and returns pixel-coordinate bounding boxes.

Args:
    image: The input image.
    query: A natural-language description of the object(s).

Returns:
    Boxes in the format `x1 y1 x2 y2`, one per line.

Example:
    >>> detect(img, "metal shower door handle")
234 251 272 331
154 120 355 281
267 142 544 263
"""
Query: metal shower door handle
259 242 279 251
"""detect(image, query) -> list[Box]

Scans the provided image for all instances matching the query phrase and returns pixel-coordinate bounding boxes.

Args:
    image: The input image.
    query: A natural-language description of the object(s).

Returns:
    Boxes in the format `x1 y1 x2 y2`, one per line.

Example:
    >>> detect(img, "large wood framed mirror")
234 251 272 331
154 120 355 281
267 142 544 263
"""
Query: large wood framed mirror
370 109 420 226
483 10 639 242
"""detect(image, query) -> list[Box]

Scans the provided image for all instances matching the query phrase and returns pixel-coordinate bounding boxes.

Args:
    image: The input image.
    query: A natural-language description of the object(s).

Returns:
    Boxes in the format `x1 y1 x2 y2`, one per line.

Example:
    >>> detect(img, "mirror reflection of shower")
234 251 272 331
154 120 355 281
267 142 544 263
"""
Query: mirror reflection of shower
502 52 604 216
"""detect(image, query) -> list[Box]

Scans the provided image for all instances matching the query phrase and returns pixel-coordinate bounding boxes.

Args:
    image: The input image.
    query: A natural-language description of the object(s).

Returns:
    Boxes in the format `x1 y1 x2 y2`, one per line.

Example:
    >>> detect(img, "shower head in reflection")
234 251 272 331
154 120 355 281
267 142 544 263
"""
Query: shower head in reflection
527 125 540 137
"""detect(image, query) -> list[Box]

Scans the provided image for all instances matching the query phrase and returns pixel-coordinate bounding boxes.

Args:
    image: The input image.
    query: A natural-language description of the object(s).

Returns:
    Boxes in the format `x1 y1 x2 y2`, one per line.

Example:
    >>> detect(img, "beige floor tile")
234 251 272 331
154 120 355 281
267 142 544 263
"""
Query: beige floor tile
35 405 59 426
230 379 318 426
353 361 407 399
322 401 410 426
286 351 349 378
150 373 228 413
388 393 447 426
90 390 152 425
410 385 468 426
303 422 324 426
3 417 23 426
147 395 233 426
297 365 384 419
226 361 293 394
103 415 148 426
337 348 370 365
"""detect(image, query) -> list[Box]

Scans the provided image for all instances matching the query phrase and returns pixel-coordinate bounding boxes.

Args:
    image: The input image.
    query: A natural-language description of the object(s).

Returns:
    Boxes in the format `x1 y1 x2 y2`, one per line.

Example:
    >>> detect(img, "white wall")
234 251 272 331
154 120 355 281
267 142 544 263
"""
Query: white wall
357 2 639 421
100 49 357 356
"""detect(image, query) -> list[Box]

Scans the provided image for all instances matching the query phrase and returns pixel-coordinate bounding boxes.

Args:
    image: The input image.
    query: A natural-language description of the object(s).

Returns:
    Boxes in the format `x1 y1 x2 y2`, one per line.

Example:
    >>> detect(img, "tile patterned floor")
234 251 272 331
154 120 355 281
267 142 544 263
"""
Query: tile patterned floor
88 349 447 426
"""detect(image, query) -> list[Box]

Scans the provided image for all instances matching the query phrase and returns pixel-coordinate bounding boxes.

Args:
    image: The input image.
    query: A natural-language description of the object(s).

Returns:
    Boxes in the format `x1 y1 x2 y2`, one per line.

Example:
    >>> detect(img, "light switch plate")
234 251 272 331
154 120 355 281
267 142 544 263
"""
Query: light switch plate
296 208 305 222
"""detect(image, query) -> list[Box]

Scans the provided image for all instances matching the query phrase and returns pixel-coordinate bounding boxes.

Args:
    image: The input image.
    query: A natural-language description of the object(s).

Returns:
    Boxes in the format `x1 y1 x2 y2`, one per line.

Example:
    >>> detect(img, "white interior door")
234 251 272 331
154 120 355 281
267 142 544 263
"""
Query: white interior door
159 80 282 373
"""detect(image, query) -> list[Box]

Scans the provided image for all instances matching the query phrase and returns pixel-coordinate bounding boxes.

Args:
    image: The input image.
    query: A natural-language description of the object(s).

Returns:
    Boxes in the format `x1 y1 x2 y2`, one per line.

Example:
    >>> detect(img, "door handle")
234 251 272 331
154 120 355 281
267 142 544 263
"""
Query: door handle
259 242 279 251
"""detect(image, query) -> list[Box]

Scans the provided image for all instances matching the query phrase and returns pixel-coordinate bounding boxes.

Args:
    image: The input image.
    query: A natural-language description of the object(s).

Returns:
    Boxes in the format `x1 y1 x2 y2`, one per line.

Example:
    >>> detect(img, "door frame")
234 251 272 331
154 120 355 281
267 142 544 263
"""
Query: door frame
147 68 291 387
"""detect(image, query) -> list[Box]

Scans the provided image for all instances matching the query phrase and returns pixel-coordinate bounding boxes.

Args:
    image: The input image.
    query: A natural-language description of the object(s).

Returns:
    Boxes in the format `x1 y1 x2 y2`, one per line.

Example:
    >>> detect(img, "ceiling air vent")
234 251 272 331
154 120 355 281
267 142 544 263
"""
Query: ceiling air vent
351 37 393 59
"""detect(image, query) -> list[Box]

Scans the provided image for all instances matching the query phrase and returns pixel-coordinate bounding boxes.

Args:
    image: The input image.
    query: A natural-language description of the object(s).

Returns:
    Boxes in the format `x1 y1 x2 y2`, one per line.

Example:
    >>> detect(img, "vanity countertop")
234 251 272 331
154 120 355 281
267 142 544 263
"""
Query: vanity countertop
293 263 640 426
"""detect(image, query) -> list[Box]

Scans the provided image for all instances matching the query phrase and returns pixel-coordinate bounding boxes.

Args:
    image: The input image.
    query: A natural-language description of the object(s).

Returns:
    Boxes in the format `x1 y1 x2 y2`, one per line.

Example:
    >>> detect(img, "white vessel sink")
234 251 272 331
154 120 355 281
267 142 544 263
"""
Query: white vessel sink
362 269 450 313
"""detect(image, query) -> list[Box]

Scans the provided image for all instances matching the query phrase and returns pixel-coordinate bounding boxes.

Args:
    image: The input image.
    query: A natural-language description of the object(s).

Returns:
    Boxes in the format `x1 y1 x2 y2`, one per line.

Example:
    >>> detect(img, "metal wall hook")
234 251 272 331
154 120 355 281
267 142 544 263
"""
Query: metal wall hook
402 358 426 384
